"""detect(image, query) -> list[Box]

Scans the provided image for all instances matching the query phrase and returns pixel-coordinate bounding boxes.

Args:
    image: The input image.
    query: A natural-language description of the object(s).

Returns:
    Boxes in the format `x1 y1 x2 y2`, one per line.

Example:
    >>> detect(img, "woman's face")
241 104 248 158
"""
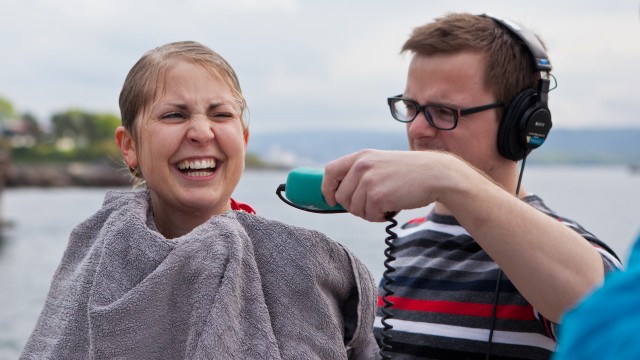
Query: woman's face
117 60 247 232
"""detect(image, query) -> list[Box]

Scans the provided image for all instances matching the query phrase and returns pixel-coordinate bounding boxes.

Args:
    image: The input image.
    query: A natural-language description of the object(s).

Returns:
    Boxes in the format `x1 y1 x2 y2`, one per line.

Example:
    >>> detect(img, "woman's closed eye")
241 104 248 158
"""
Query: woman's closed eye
209 111 237 121
160 112 187 121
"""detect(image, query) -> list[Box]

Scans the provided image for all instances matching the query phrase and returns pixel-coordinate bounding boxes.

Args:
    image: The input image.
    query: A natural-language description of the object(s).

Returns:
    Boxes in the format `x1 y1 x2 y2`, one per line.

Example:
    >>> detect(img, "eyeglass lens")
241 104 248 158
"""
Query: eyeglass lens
391 99 456 130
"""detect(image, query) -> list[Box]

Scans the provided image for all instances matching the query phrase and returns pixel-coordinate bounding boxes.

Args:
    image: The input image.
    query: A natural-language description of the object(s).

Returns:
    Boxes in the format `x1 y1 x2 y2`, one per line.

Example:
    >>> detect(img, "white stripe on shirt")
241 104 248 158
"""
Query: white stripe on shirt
374 316 557 351
392 255 499 273
398 220 469 238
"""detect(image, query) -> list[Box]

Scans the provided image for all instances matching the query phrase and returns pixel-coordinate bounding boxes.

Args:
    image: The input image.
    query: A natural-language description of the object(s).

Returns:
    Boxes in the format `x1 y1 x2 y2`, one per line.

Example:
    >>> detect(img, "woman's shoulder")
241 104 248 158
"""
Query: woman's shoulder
102 189 149 207
71 189 150 235
231 212 359 262
234 212 333 243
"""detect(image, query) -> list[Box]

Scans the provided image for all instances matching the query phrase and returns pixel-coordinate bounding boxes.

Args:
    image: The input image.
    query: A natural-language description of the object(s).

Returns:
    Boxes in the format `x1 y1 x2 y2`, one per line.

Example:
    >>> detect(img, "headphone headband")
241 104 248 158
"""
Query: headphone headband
479 13 554 161
480 13 552 73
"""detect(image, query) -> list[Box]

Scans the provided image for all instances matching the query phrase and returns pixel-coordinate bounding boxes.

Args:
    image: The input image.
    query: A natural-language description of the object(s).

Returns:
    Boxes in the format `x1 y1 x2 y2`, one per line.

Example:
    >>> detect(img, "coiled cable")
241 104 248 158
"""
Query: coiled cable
379 213 398 359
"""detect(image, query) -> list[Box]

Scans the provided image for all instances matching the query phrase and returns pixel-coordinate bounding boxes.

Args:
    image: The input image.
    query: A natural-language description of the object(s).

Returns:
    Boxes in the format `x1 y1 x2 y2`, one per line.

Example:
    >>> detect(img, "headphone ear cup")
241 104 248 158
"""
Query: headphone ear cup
498 89 537 161
521 102 552 152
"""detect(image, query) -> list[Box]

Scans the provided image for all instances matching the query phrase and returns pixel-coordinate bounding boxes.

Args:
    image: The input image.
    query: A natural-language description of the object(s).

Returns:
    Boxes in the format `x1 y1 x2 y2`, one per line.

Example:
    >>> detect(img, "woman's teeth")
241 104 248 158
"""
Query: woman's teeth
177 159 217 176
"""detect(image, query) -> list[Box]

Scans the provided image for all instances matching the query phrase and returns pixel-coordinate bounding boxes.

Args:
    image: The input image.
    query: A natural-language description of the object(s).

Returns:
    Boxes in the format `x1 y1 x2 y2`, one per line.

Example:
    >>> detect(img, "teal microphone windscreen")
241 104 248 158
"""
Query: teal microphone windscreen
277 167 345 212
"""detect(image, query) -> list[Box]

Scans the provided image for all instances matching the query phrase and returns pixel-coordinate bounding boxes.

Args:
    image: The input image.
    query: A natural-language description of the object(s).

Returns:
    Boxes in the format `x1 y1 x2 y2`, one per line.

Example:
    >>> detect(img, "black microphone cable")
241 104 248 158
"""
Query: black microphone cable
485 154 528 360
276 184 347 214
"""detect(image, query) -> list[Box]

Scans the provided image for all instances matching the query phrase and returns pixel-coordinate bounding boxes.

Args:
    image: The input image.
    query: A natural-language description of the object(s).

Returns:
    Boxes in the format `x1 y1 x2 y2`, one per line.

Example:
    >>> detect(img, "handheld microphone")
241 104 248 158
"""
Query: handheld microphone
276 167 346 213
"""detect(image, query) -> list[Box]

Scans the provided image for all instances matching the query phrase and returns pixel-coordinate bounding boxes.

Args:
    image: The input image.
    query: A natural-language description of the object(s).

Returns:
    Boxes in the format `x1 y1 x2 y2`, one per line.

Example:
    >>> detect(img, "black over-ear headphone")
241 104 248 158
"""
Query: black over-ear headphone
480 14 553 161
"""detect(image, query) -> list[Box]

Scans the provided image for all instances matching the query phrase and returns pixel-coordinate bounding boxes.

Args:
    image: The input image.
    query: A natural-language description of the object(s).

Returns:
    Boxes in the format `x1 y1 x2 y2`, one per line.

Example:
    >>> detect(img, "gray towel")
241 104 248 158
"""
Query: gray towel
20 190 379 359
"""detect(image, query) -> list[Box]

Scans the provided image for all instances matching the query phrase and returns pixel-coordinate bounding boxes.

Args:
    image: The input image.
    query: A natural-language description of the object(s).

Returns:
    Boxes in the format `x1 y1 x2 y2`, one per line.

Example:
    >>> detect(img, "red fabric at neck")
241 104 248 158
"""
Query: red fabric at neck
230 198 256 214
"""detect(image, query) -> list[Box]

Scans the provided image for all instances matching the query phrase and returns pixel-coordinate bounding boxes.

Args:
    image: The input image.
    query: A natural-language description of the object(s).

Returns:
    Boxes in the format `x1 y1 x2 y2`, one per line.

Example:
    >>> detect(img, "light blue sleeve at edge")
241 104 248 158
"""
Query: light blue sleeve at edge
553 232 640 360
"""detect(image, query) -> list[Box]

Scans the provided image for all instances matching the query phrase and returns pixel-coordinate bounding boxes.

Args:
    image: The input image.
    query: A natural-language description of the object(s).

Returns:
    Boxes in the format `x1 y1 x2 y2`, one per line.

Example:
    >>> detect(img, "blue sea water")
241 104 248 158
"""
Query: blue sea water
0 166 638 359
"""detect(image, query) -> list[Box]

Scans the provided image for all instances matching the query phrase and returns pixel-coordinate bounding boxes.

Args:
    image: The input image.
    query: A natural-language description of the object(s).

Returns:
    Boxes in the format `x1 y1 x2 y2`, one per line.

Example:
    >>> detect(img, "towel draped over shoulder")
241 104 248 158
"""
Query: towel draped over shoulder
20 190 379 359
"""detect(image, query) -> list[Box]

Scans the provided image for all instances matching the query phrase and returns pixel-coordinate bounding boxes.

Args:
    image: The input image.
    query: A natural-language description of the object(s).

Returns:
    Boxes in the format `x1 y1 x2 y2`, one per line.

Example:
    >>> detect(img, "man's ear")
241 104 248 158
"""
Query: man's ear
115 126 138 168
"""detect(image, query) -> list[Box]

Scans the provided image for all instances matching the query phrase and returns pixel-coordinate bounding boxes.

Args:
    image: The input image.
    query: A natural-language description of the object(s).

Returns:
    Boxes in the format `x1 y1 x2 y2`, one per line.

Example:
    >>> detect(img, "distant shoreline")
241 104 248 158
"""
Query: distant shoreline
3 161 292 188
4 162 132 187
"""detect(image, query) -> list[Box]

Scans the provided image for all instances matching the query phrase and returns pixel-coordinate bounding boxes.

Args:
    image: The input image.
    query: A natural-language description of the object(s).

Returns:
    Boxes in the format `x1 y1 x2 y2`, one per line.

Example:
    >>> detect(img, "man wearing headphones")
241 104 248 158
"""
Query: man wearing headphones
321 13 621 359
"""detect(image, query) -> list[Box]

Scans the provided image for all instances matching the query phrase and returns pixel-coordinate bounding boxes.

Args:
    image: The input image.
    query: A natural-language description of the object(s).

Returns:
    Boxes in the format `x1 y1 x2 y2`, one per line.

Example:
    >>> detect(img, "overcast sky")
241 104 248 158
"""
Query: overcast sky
1 0 639 134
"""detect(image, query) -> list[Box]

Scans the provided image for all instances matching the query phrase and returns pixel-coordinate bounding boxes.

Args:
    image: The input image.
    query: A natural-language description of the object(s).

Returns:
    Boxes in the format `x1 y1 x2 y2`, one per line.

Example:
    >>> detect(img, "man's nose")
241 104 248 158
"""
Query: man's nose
407 111 437 138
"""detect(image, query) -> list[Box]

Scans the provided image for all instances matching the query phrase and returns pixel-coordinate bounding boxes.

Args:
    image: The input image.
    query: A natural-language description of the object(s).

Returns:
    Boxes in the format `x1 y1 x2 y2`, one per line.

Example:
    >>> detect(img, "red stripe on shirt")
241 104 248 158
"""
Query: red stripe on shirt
406 217 428 225
378 295 536 321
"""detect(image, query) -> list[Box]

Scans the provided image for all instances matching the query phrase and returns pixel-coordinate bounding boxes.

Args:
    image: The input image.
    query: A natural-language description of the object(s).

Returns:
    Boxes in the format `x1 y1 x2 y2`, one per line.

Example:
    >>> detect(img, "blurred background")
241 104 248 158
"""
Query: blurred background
1 1 639 359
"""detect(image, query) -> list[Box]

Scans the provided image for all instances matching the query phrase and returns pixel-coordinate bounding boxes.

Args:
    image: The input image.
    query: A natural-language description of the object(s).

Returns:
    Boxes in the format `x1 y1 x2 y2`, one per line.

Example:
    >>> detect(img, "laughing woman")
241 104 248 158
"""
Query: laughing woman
20 41 378 360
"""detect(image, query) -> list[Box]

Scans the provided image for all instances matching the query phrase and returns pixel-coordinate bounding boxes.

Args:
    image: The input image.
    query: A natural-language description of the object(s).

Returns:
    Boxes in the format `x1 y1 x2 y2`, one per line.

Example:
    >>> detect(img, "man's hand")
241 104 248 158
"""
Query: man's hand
321 149 459 222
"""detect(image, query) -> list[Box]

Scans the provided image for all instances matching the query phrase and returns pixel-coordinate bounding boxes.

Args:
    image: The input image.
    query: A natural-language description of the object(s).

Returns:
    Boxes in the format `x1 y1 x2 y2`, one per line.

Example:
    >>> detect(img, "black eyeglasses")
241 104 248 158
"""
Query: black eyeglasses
387 95 504 130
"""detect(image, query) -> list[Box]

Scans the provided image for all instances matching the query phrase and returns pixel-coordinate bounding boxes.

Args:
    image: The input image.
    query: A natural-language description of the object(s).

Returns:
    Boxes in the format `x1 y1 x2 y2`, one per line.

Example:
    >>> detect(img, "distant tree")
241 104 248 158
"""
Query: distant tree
20 112 45 142
0 97 16 151
51 109 120 149
0 96 16 123
51 109 87 147
93 113 121 141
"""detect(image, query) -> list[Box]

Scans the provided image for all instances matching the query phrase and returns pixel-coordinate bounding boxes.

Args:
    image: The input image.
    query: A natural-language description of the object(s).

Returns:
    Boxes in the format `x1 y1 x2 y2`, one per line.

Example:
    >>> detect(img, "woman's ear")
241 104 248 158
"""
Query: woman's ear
243 129 249 149
115 126 138 168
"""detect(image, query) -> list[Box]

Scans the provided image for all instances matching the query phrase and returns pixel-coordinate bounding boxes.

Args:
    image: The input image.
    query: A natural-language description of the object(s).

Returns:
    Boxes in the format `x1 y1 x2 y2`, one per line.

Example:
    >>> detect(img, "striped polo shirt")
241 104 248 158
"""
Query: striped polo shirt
374 195 621 359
